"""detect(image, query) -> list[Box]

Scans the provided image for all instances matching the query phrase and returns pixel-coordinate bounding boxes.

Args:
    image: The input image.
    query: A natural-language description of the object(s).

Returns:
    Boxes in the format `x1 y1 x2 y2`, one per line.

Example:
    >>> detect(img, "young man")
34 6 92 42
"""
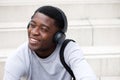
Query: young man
4 6 96 80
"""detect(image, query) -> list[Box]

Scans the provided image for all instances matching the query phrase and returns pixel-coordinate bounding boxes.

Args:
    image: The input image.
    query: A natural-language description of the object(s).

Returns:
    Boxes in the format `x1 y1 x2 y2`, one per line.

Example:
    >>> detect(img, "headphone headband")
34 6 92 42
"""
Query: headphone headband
55 7 67 33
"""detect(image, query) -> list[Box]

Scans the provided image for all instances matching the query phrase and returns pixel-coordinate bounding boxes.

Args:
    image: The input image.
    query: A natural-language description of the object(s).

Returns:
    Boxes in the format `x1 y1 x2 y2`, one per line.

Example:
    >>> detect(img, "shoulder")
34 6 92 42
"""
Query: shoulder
6 42 29 65
63 40 84 60
16 42 29 53
65 40 83 53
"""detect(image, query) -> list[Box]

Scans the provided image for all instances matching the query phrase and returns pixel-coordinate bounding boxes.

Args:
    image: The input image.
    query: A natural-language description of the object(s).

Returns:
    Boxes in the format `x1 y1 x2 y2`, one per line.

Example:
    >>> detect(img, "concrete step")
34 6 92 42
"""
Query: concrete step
0 0 120 6
100 76 120 80
0 61 5 80
0 29 27 49
67 19 120 46
91 76 120 80
0 1 120 22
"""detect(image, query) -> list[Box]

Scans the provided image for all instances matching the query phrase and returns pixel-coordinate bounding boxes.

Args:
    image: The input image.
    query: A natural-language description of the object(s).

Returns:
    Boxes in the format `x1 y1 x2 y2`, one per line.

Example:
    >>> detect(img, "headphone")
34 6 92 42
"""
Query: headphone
53 7 67 44
27 6 67 44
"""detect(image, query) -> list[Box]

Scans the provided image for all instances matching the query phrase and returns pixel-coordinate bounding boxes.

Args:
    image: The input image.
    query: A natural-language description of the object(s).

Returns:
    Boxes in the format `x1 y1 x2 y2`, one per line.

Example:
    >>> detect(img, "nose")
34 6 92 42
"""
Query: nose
31 27 40 36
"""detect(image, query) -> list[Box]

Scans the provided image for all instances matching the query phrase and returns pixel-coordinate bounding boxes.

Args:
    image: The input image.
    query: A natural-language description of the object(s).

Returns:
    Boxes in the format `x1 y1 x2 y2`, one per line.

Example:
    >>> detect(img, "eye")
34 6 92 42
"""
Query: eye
40 26 49 32
29 22 36 28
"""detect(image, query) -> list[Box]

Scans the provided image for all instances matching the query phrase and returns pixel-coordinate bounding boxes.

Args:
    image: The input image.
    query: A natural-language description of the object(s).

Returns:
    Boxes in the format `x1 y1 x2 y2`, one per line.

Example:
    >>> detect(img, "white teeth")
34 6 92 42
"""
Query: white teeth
31 38 37 41
30 38 38 43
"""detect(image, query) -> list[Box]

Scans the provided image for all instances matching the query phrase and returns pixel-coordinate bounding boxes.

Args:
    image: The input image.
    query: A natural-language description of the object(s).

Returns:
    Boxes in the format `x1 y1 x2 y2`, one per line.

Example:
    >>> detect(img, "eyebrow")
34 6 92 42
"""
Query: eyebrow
30 20 50 29
30 20 36 24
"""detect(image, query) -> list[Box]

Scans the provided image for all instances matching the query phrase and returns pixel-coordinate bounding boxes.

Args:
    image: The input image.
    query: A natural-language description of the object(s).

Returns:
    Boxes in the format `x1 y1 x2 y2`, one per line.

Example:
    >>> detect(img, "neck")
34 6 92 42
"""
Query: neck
35 44 57 58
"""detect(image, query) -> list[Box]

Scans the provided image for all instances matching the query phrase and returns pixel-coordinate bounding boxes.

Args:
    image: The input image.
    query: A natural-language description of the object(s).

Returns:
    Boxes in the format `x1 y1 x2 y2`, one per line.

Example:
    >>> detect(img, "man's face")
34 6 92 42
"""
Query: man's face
28 12 59 51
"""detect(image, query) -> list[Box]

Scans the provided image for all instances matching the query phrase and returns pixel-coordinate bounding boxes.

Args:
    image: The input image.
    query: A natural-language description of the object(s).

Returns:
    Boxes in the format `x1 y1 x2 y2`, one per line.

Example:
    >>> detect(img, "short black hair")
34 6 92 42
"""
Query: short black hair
31 6 67 32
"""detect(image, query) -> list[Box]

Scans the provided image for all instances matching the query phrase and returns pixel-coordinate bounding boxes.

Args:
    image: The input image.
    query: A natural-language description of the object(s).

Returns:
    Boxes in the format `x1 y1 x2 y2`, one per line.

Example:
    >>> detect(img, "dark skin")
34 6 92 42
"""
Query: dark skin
28 12 60 58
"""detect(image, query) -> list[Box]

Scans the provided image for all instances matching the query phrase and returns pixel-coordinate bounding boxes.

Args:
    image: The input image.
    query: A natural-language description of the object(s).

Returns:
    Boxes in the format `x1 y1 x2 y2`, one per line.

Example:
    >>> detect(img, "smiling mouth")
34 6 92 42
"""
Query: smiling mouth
29 38 40 44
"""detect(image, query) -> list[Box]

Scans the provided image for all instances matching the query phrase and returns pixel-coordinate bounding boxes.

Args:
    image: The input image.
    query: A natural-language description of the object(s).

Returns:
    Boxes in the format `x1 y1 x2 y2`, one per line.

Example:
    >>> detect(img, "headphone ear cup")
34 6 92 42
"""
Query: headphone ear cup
53 31 66 44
